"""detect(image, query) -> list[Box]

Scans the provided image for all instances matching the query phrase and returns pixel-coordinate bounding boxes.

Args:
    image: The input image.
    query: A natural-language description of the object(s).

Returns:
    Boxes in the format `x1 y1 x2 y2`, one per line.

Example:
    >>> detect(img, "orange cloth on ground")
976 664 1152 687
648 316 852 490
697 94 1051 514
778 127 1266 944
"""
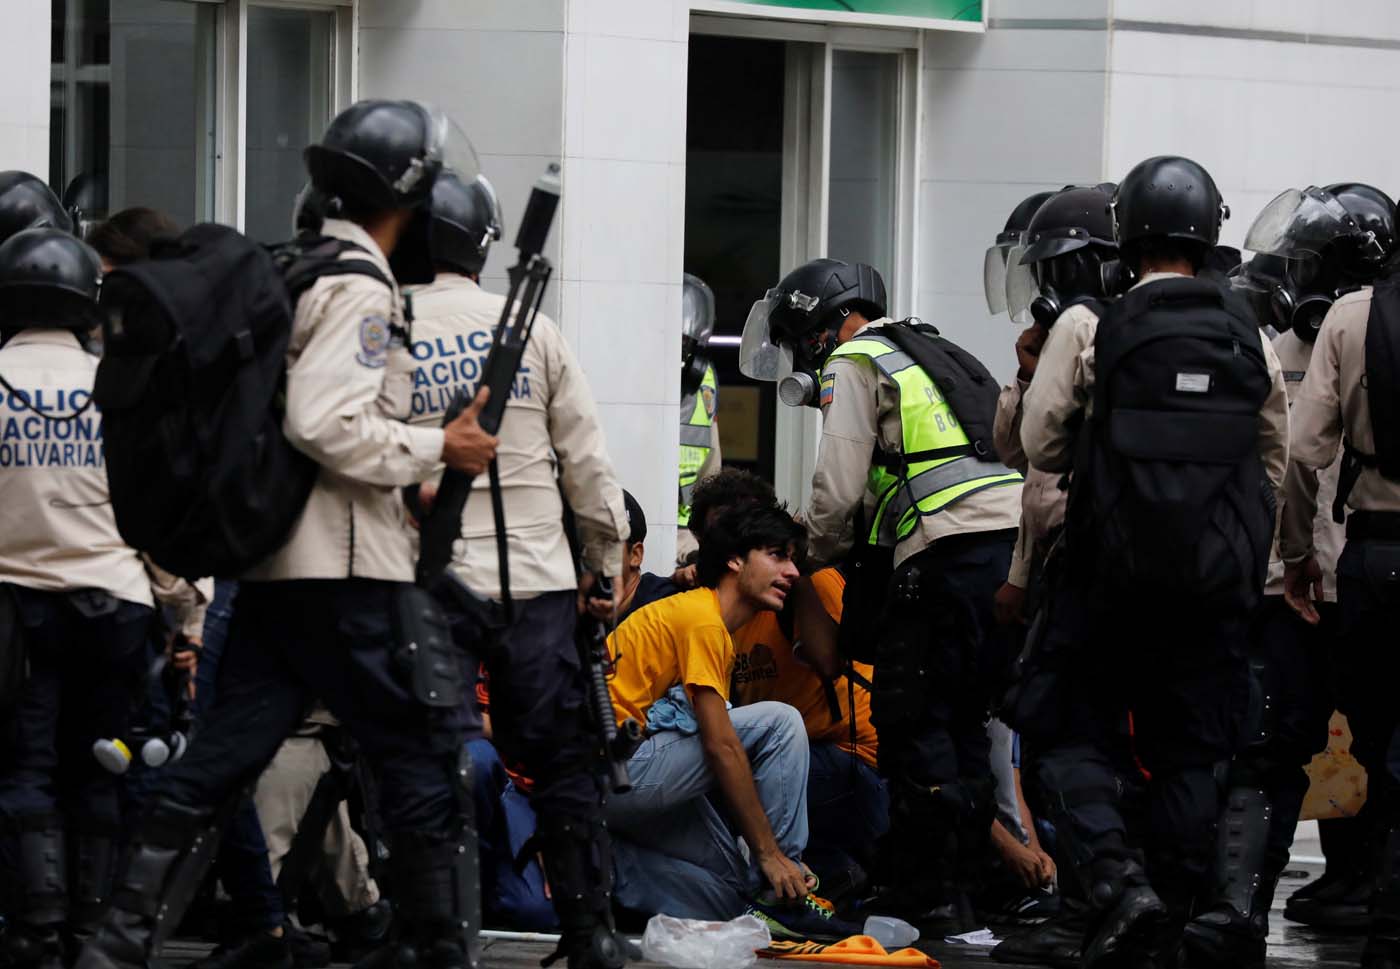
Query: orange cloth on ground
760 936 939 966
606 587 735 726
731 568 878 769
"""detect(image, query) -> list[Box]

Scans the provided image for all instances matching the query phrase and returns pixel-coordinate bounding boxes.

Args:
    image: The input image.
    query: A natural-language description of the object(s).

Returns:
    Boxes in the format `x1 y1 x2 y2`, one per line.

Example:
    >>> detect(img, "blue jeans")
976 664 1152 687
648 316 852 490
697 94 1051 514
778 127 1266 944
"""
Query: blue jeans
466 738 555 930
607 701 809 919
805 742 889 888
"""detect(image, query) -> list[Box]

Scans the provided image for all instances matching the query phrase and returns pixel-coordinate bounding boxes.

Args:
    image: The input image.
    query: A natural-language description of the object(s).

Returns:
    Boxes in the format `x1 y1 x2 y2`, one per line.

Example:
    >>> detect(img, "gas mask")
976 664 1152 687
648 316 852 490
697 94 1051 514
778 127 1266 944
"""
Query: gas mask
1274 254 1357 343
681 274 717 396
681 351 710 396
1027 251 1120 328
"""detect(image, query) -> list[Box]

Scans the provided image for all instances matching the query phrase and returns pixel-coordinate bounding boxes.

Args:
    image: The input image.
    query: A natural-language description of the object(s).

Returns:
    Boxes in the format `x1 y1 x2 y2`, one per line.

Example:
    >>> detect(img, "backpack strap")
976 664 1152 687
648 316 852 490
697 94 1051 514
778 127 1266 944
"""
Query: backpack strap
280 238 393 303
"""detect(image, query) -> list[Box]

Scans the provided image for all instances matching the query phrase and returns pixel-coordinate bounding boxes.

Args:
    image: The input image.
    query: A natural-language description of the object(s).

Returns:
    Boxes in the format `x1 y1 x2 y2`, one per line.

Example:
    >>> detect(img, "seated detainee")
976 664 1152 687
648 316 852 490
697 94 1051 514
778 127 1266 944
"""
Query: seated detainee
613 490 679 623
604 506 843 937
730 566 888 900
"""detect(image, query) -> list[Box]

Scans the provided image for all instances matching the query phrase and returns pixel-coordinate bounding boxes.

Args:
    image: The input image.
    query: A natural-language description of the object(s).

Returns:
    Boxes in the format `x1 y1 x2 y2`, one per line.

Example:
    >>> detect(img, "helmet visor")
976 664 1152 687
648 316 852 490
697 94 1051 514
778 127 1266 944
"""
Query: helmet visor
1243 186 1356 258
739 289 793 381
473 173 504 246
1005 243 1039 325
983 244 1012 314
412 104 481 191
682 275 716 346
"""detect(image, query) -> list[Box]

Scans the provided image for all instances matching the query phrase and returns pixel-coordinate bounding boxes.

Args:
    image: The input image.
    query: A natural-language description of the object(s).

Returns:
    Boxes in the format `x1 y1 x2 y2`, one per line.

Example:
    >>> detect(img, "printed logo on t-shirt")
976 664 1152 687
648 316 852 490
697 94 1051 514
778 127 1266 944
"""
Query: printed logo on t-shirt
733 643 779 685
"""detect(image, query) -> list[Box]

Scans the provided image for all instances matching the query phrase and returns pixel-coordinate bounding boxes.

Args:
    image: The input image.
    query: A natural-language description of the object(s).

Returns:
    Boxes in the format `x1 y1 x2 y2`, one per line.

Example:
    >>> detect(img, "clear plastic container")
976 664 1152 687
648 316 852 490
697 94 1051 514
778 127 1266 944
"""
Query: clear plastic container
863 914 920 949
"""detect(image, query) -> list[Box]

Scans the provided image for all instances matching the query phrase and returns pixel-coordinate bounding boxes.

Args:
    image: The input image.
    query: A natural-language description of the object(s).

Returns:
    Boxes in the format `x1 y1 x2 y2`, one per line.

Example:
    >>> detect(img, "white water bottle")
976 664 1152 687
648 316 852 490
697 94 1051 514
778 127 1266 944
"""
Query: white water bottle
863 915 919 949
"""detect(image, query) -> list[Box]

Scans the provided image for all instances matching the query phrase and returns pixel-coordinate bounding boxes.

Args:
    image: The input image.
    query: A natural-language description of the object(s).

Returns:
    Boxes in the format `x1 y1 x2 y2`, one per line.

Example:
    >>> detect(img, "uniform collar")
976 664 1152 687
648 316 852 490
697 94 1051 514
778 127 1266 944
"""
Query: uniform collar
407 272 481 298
3 328 87 351
321 218 393 278
1130 270 1190 291
850 316 895 339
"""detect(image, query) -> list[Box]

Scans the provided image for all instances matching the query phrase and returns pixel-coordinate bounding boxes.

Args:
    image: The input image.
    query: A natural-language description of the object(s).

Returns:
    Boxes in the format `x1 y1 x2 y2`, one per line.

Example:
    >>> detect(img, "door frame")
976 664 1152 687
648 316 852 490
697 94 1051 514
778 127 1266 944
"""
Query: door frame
690 13 923 508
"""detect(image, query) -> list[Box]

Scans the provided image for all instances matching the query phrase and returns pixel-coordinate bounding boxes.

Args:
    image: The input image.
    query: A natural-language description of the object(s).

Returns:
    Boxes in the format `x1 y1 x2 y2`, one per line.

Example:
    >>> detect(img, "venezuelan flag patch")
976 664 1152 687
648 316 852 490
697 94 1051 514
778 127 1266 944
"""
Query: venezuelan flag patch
819 372 836 407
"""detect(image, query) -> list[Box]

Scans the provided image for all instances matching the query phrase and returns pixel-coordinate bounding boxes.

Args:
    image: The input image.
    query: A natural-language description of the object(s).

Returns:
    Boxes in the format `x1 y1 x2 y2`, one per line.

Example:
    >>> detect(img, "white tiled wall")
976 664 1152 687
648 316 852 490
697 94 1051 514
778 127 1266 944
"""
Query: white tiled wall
1111 0 1400 40
1105 28 1400 252
559 0 690 571
359 0 689 573
919 16 1111 384
0 1 50 176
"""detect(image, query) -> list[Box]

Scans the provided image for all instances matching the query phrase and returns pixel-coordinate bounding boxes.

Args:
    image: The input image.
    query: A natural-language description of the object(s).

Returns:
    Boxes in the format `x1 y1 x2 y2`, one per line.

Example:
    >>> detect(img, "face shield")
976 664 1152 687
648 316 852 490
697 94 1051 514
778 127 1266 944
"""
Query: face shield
983 242 1014 315
1243 187 1358 260
739 288 796 381
682 275 716 349
1004 243 1040 325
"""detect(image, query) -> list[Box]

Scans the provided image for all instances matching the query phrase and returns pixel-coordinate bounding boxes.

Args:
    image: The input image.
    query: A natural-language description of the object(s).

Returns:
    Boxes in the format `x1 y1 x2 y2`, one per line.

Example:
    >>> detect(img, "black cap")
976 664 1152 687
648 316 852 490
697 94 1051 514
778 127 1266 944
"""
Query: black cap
623 491 647 544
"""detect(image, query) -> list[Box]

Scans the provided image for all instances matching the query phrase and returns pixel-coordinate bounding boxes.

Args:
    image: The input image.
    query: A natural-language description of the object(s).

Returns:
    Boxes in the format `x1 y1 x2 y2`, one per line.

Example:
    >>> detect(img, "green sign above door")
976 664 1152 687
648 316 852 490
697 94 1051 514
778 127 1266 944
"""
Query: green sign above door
717 0 982 23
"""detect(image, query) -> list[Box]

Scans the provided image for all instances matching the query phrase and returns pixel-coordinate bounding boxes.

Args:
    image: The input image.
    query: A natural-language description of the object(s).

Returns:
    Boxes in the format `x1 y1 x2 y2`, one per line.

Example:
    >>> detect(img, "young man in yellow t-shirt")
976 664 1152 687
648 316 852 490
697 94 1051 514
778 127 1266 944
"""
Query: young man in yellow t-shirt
730 567 888 900
605 505 842 937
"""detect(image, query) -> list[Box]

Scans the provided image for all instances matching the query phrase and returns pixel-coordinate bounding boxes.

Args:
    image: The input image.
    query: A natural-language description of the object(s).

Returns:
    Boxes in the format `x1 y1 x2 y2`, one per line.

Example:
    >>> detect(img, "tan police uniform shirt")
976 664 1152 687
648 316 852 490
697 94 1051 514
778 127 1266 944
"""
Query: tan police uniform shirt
804 317 1022 569
1281 286 1400 563
675 420 722 564
1264 329 1343 599
245 219 445 583
995 378 1067 588
403 274 627 598
1021 272 1291 497
0 328 152 605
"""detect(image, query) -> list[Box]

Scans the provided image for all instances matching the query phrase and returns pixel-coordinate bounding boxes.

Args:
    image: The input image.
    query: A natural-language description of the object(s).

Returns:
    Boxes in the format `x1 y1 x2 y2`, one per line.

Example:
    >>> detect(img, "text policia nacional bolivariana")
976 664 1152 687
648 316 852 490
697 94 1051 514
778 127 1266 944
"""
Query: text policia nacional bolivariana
0 388 103 468
410 331 533 418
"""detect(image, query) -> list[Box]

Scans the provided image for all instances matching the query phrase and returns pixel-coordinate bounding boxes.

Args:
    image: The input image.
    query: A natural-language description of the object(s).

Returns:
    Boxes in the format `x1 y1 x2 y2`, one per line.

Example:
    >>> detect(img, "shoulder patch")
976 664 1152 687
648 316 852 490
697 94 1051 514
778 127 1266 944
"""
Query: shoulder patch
819 371 836 407
355 314 391 369
701 383 717 419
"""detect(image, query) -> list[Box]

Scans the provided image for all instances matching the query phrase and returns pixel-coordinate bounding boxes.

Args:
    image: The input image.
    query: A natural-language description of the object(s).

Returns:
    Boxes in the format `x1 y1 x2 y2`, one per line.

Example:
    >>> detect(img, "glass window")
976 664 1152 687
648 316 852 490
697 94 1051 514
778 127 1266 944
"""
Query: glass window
50 0 218 231
244 6 334 242
827 50 899 290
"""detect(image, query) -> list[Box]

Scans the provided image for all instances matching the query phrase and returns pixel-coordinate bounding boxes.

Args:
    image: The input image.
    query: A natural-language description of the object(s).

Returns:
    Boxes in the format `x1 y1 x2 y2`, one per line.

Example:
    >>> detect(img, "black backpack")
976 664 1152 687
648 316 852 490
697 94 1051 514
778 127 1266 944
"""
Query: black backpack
94 223 390 580
1334 275 1400 520
879 318 1003 460
1066 276 1275 613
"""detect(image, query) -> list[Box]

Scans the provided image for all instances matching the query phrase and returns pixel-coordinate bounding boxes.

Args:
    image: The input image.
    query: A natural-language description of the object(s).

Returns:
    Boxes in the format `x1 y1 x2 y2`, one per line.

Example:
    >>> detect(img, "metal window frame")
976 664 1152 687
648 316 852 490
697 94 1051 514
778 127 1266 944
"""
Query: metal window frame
692 12 922 508
216 0 357 228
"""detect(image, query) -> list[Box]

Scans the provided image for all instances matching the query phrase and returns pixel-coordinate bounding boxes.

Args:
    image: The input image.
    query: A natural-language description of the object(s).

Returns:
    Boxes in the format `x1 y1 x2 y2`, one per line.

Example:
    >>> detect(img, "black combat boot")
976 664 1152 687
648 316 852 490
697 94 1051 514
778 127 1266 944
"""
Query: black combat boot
1181 786 1273 969
990 895 1089 968
74 799 219 969
532 813 633 969
2 821 68 969
1082 856 1167 969
352 829 480 969
70 828 119 950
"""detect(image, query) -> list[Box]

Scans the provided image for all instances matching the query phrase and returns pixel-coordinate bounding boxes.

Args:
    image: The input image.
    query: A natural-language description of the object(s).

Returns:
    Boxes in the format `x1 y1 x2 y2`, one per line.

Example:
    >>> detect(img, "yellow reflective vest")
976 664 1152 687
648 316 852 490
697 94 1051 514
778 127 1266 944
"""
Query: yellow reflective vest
827 334 1022 548
678 363 717 527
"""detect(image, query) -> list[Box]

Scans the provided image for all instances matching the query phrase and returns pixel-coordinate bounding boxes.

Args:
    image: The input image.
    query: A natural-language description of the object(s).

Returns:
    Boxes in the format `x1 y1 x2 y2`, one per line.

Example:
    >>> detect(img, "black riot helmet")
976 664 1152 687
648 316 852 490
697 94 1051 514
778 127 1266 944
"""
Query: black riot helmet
984 190 1054 319
0 228 102 333
304 100 446 213
681 273 717 396
0 171 74 246
1322 182 1396 279
738 258 886 406
428 171 503 278
1112 156 1228 271
1015 185 1120 326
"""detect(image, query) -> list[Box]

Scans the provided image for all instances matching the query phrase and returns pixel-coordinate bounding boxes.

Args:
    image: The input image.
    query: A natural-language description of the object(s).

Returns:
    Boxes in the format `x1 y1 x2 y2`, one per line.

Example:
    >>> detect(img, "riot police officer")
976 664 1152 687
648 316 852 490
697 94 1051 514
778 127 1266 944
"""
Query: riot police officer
1183 184 1397 968
676 272 721 564
1274 184 1400 969
988 184 1118 969
741 259 1023 933
404 169 633 968
0 229 154 969
1019 157 1289 968
75 100 499 969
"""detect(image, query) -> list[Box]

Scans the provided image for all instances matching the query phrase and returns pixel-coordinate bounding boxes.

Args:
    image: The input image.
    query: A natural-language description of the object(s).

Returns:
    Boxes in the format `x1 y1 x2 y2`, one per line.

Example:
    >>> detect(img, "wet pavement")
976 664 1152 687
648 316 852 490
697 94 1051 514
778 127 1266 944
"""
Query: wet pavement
159 862 1368 968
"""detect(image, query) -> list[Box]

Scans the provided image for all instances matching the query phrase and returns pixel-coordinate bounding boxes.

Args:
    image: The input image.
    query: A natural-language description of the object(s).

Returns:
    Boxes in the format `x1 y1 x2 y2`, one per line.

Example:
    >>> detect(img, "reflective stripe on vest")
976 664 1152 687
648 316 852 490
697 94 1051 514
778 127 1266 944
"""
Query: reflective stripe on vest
678 363 717 527
827 332 1021 547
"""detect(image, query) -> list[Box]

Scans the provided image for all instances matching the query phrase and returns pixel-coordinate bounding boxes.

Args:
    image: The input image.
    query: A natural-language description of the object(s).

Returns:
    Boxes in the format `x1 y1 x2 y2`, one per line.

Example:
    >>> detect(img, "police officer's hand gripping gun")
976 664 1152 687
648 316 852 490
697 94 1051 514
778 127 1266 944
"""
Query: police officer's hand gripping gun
415 164 562 589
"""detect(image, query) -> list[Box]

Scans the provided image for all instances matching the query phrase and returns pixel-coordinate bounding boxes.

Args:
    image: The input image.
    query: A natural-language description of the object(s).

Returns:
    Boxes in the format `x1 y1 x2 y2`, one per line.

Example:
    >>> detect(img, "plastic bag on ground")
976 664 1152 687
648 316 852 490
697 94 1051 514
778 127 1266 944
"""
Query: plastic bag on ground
641 913 772 969
863 915 919 949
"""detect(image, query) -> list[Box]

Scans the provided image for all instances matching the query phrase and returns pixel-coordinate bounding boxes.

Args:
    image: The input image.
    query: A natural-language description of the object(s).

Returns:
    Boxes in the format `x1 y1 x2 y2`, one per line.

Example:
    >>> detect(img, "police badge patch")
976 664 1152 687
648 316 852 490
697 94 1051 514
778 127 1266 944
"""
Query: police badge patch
356 314 391 368
701 383 717 419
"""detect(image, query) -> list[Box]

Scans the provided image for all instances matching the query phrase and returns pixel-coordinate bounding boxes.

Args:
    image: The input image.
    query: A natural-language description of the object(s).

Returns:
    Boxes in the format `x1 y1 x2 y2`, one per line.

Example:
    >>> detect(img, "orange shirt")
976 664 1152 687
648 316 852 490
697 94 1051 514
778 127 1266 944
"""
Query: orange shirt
606 587 736 727
731 568 878 769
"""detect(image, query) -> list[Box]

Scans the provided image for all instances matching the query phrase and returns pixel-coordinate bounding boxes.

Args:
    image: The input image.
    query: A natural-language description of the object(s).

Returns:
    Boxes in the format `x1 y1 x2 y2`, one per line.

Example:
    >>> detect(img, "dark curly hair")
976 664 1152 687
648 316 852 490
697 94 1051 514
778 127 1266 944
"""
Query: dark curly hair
696 504 806 589
688 468 778 542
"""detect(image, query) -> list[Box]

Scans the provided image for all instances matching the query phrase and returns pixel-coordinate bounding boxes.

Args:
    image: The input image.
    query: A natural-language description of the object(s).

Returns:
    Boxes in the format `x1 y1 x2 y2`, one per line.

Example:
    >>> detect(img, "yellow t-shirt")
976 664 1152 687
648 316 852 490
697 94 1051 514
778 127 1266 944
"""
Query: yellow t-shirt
731 569 879 769
607 587 736 727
